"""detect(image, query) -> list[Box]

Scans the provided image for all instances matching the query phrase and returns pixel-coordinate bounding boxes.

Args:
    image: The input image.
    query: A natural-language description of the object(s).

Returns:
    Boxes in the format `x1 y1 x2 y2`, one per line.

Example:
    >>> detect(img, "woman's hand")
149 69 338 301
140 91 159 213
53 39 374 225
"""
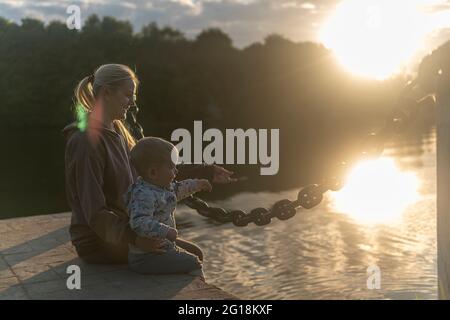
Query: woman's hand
211 165 237 184
135 236 166 254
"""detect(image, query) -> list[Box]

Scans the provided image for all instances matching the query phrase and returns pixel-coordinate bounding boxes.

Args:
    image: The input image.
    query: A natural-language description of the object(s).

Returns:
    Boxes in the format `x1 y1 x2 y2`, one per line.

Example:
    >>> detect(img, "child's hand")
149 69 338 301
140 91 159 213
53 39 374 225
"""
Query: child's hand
199 179 212 192
135 236 166 254
166 228 178 242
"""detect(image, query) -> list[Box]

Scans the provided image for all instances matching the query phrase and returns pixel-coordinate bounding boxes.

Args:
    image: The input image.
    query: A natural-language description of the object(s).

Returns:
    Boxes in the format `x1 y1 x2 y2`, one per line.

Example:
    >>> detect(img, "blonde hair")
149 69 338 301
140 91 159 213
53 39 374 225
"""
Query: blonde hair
130 137 177 178
74 64 140 150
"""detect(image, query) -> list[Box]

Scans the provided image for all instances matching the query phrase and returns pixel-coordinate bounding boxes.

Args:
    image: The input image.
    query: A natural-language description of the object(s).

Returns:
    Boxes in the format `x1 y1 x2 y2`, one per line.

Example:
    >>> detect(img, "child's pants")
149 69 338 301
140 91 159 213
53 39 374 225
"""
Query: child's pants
128 239 203 276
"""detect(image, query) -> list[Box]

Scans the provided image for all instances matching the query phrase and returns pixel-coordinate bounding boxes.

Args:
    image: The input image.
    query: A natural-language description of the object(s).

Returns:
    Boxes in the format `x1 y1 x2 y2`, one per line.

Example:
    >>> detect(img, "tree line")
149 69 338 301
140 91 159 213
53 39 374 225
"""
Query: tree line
0 14 447 217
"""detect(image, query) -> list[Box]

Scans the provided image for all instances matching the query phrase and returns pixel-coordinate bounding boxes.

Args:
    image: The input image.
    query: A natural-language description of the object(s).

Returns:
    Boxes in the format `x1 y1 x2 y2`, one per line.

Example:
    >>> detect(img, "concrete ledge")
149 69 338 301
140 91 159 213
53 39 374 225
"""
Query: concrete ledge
0 213 237 300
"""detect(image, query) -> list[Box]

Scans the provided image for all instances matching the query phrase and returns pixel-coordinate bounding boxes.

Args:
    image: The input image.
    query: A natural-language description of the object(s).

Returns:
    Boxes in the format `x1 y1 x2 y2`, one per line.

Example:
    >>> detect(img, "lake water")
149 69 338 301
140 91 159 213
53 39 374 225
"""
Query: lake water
0 125 437 299
176 128 437 299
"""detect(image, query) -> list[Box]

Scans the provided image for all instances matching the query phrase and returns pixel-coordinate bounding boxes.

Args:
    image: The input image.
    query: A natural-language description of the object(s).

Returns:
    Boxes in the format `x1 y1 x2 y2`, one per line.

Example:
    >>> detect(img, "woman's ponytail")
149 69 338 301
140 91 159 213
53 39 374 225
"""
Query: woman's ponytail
72 64 139 150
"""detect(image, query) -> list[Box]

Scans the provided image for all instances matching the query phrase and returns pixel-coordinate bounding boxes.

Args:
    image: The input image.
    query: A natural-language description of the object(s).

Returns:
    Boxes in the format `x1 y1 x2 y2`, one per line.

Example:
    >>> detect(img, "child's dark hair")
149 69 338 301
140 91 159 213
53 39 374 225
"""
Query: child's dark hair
130 137 177 178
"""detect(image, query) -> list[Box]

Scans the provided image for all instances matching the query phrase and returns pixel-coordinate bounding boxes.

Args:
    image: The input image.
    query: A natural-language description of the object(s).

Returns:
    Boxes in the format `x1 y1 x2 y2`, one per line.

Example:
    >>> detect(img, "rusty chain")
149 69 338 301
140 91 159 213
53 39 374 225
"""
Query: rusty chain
127 81 435 227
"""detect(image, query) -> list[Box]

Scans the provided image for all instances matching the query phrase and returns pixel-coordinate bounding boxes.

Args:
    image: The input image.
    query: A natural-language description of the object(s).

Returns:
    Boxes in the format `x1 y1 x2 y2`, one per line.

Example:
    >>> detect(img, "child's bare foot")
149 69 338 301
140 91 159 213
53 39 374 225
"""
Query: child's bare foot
188 269 206 281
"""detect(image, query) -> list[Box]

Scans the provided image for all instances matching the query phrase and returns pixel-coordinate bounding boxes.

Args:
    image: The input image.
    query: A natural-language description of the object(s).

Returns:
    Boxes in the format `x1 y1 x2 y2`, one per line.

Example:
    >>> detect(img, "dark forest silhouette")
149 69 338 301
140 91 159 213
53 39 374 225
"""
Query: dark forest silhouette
0 15 446 218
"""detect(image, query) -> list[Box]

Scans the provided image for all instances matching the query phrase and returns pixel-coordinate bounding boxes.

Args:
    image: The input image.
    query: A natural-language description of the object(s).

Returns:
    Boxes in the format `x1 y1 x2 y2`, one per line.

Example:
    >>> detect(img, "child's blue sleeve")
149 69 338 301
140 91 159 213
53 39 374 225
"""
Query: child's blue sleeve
173 179 203 201
126 187 171 239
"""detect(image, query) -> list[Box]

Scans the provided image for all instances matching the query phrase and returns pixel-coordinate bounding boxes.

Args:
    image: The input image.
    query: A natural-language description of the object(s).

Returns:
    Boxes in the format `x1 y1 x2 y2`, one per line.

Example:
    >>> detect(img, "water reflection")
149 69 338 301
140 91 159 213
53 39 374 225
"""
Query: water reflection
330 157 420 225
177 128 437 299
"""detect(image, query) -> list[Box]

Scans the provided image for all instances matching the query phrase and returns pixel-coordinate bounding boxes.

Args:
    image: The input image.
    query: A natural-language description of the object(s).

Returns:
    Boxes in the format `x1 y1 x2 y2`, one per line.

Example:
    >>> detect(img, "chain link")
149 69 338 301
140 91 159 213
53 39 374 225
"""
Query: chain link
127 81 435 227
181 83 435 227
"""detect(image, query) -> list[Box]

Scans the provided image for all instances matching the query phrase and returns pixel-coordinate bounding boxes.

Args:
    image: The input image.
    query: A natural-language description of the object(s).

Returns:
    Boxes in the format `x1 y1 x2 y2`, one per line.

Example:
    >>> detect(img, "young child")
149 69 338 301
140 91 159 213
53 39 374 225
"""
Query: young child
125 137 212 277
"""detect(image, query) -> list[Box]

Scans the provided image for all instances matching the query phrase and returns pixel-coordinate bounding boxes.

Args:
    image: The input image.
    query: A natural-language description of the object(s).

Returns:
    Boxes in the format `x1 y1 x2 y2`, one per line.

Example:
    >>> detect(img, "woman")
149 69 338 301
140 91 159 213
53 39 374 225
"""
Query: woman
63 64 235 264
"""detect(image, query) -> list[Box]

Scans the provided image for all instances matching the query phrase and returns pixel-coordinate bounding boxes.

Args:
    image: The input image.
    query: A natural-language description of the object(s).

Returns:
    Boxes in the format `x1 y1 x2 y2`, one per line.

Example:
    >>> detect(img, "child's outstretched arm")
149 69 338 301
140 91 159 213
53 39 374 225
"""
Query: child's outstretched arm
126 188 173 239
173 179 212 201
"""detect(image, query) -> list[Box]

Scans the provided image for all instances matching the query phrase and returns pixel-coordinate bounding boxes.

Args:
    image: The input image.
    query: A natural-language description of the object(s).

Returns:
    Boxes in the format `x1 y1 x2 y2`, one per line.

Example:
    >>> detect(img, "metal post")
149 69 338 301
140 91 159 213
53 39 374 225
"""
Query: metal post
437 69 450 300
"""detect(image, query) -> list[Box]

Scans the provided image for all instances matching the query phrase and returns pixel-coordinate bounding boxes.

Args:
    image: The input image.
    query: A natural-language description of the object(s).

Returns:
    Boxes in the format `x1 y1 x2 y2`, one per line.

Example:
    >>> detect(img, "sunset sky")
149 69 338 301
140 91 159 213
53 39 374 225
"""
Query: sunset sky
2 0 450 78
0 0 449 49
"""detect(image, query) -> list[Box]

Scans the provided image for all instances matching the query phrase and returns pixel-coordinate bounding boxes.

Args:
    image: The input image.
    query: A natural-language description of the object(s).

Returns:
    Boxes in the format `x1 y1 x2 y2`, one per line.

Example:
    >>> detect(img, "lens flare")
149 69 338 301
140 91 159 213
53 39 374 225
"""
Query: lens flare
330 158 420 224
75 103 87 132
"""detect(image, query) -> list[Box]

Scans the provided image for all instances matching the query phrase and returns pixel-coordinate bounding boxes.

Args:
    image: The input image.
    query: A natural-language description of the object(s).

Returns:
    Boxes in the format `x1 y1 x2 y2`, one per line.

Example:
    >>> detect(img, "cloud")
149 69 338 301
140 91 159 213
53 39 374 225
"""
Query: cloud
300 2 316 10
1 0 448 48
1 0 25 7
422 0 450 12
0 0 339 46
274 1 316 10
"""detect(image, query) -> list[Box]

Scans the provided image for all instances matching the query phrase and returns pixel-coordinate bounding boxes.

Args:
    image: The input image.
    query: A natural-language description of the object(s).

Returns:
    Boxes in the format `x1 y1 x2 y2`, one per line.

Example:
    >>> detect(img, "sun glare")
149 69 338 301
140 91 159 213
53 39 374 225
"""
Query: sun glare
319 0 446 79
330 158 420 225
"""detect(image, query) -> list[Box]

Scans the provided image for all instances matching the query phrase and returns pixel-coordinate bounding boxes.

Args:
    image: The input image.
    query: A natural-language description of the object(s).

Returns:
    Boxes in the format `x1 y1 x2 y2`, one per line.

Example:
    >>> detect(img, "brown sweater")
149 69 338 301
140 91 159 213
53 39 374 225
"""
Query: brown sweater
62 118 213 252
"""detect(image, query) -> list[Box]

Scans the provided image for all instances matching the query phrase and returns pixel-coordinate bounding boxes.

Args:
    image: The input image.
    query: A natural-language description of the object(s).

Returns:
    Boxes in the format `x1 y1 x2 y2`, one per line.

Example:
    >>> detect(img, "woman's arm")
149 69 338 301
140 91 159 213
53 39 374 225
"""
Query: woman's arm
175 163 214 181
176 164 237 184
